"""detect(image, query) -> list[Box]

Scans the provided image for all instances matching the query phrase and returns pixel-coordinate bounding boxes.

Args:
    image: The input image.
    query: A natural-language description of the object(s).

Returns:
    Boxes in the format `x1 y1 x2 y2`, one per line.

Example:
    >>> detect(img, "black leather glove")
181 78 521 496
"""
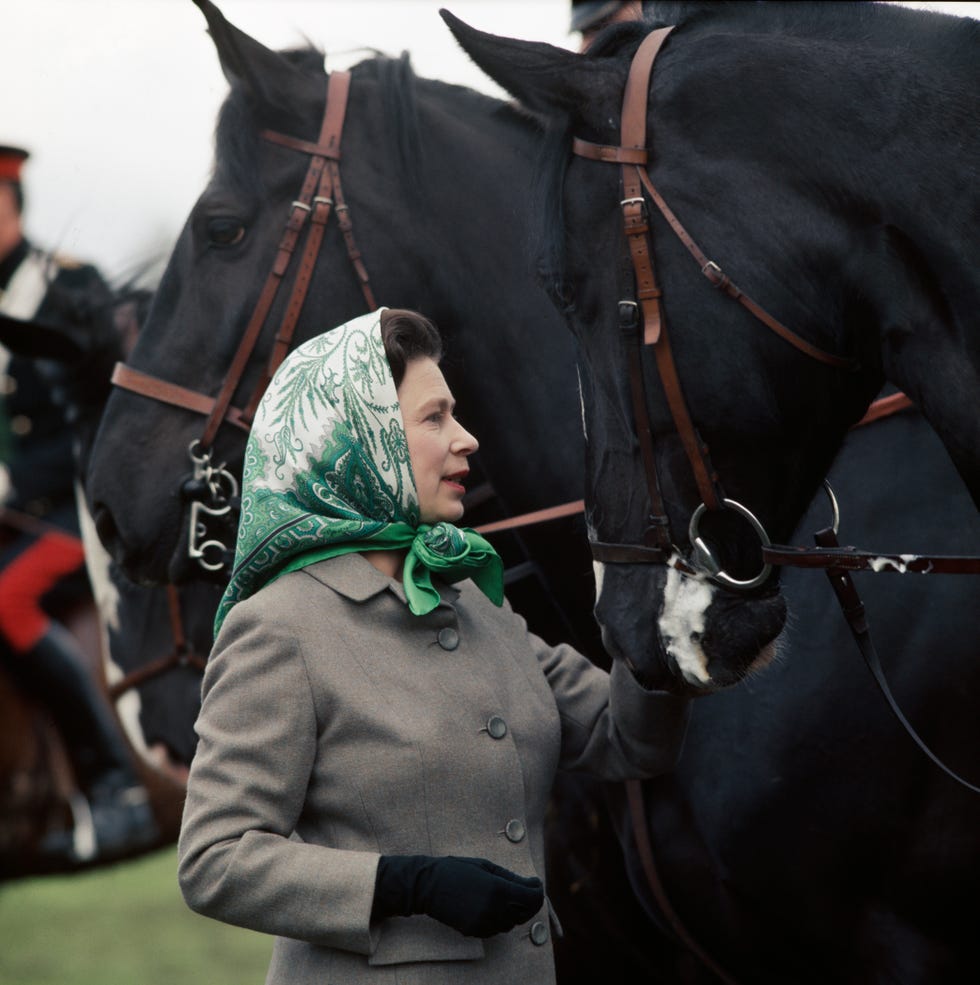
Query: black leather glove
371 854 544 937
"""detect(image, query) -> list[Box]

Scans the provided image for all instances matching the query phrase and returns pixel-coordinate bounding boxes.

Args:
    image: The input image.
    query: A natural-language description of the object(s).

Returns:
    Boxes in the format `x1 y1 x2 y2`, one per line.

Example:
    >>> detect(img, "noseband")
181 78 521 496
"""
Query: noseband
110 71 376 573
572 28 857 591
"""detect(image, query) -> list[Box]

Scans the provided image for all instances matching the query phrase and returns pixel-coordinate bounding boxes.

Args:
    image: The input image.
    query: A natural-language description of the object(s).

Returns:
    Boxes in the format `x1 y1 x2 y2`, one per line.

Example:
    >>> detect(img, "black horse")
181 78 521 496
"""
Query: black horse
83 1 979 981
442 2 980 982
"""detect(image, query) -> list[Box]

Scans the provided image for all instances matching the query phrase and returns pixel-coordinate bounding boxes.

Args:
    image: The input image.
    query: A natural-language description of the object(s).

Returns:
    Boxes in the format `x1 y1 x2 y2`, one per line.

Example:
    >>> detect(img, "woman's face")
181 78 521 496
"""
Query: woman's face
398 357 479 524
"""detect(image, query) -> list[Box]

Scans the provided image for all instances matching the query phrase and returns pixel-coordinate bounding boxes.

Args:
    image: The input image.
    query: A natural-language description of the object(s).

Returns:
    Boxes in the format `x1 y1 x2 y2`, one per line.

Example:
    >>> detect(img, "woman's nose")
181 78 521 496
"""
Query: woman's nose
453 420 479 455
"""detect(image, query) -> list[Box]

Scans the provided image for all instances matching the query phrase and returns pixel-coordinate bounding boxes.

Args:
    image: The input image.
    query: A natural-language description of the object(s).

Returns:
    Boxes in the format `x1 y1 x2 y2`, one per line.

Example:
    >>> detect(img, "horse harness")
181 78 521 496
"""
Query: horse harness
110 70 376 573
570 26 980 985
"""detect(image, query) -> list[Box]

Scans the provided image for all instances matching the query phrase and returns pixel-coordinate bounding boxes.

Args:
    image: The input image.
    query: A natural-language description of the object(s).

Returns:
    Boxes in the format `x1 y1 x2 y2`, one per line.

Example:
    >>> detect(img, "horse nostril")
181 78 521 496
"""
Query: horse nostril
92 503 121 556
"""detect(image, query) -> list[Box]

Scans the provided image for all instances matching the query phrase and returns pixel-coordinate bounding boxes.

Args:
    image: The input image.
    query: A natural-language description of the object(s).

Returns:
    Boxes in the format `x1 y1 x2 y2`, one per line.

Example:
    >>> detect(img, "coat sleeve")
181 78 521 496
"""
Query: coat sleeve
177 598 380 952
523 612 690 780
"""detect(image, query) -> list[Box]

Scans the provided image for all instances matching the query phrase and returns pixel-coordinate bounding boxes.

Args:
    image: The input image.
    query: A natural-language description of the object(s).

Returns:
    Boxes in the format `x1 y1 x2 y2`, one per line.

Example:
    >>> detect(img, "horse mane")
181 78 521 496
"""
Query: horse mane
352 53 527 201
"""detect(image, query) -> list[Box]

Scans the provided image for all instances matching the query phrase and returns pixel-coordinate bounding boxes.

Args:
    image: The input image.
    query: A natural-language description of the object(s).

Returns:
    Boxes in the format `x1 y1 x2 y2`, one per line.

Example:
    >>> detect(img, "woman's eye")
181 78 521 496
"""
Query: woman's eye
206 217 246 247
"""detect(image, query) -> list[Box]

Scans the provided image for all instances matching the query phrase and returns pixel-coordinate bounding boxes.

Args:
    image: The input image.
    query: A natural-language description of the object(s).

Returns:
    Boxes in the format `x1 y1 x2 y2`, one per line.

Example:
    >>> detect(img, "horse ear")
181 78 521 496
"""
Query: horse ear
439 9 623 122
192 0 308 112
0 313 89 362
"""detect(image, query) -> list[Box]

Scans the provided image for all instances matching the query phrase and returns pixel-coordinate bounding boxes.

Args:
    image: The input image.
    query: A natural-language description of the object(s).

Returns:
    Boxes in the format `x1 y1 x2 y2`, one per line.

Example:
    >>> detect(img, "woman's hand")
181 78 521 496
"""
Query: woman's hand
372 854 544 937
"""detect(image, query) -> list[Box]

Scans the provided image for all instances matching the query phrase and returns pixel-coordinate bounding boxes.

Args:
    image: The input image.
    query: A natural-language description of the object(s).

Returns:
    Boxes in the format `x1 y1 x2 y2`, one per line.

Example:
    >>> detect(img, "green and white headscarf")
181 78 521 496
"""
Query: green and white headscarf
214 309 503 636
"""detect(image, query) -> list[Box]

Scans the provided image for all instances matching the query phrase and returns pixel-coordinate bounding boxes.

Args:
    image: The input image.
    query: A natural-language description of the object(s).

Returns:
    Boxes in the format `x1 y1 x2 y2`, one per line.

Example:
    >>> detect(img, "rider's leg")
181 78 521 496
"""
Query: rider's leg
0 530 157 861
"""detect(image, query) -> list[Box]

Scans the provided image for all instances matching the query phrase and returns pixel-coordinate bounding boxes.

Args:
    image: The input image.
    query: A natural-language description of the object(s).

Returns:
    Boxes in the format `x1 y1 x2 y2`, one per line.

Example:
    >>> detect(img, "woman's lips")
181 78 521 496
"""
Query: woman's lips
442 472 468 493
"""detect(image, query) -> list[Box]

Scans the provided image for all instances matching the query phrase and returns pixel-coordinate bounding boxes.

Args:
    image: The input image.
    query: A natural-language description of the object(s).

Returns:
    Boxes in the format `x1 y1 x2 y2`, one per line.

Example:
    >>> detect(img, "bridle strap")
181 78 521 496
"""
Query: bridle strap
198 72 352 449
625 779 743 985
111 71 376 449
607 29 726 532
574 26 865 570
633 168 857 371
108 585 207 701
853 391 912 426
763 544 980 574
110 363 252 432
575 25 856 374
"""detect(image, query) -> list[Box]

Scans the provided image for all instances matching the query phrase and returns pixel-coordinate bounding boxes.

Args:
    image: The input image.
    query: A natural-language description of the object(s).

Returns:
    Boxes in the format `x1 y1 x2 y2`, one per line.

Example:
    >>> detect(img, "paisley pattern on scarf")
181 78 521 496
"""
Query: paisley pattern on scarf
215 309 503 635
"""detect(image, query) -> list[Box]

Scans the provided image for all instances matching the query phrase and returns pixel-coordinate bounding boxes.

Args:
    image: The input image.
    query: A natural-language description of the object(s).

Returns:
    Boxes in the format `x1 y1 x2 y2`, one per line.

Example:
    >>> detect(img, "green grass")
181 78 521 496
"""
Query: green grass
0 847 271 985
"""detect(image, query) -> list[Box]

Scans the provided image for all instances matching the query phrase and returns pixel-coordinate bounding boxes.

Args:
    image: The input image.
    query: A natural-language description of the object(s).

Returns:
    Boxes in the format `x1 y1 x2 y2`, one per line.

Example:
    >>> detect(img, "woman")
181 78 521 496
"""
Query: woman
178 308 689 985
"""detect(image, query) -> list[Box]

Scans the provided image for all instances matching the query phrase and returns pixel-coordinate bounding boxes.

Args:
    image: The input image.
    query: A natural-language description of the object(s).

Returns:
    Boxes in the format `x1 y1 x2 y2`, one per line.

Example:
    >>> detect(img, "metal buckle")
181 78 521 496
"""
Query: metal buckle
618 300 639 329
688 498 772 590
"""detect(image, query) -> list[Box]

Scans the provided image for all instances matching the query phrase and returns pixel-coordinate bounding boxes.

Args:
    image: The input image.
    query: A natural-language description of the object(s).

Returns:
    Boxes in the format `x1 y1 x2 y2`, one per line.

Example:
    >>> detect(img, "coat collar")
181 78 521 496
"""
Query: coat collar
302 552 461 606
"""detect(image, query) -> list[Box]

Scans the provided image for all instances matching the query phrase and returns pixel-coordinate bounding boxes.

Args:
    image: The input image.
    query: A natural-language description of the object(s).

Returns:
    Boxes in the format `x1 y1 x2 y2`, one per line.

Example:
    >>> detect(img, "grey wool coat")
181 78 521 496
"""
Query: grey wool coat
178 553 690 985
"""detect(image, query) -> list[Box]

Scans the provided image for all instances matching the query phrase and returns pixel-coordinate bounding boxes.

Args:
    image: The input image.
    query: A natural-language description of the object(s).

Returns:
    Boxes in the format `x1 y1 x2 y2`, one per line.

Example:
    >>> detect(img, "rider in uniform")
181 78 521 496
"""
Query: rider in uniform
0 144 154 864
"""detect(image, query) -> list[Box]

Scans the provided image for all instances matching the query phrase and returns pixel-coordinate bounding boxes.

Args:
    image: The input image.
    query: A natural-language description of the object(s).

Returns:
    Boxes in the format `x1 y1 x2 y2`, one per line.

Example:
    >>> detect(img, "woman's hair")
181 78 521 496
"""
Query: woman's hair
380 308 443 388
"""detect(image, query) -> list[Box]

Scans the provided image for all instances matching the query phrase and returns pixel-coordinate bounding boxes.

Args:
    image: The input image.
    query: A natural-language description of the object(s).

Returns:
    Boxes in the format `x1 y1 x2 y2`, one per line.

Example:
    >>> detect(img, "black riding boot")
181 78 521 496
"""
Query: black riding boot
2 623 158 863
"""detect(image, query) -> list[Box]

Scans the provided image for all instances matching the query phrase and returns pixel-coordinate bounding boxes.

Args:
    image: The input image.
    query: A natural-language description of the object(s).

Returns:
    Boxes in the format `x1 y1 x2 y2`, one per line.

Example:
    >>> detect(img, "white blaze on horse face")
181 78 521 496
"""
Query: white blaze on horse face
75 487 150 758
592 560 606 600
576 366 588 441
658 565 715 685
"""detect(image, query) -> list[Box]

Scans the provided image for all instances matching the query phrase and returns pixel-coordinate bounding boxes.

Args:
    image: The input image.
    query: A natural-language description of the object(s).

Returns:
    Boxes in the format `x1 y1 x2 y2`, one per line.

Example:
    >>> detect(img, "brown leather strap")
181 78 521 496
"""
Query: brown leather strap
474 499 585 535
591 541 674 564
625 321 673 547
259 133 340 159
625 780 742 985
854 391 913 427
111 363 251 432
634 168 857 371
198 74 353 447
330 160 377 310
165 584 187 653
108 585 206 701
108 646 207 701
616 28 723 512
763 544 980 574
571 138 647 164
620 28 673 348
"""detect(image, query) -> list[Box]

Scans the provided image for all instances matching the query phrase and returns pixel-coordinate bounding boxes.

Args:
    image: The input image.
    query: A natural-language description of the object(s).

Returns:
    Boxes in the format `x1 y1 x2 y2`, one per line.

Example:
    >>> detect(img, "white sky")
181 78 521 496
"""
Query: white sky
1 0 975 282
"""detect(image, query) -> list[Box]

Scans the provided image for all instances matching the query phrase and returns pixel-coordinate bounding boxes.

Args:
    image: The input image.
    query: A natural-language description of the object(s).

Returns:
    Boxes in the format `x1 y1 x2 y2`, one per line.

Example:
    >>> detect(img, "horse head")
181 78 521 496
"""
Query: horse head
87 0 584 601
442 2 980 693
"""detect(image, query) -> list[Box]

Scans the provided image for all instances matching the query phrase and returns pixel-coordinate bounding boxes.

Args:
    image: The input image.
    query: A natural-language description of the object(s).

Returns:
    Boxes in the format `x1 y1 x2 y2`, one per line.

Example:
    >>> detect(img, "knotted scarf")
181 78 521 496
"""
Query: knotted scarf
214 309 503 636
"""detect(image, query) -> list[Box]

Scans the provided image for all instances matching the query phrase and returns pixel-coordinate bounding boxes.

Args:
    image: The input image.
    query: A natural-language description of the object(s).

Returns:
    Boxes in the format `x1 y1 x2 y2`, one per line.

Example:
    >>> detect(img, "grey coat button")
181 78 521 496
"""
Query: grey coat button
530 921 548 946
437 627 459 650
504 819 526 843
486 715 507 739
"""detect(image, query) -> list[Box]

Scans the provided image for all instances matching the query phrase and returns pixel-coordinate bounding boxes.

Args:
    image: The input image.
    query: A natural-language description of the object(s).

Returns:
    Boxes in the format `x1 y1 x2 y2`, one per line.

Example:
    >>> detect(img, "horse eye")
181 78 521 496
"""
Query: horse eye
206 217 245 247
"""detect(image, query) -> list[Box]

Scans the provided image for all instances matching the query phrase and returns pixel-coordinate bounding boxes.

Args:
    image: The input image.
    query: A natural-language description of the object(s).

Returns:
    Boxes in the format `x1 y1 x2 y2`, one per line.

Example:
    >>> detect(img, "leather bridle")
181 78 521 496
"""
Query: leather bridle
571 29 980 585
570 27 980 796
110 71 375 573
569 27 980 981
572 27 860 590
